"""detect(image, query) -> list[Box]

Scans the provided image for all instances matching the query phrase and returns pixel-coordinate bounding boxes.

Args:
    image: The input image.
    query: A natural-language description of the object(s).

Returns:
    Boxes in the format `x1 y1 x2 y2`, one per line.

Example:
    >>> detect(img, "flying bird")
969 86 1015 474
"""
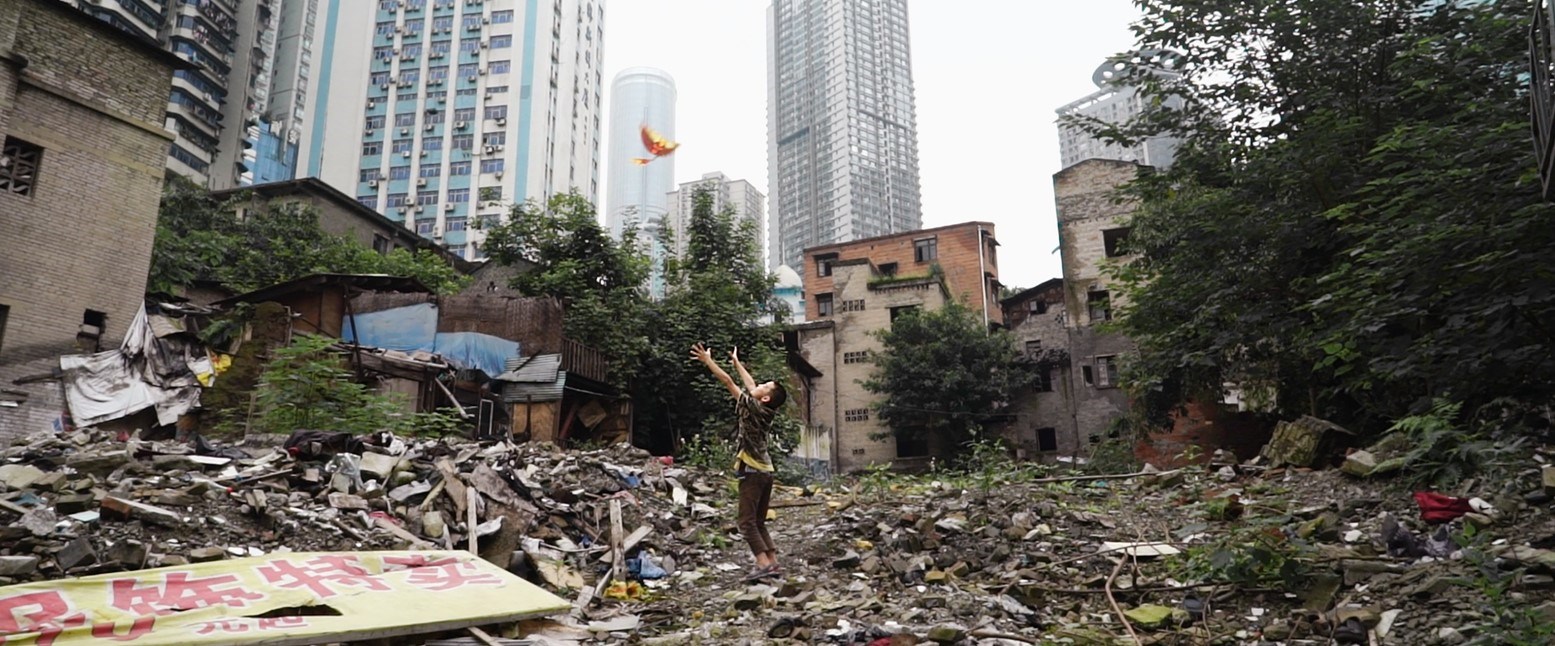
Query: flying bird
634 124 679 165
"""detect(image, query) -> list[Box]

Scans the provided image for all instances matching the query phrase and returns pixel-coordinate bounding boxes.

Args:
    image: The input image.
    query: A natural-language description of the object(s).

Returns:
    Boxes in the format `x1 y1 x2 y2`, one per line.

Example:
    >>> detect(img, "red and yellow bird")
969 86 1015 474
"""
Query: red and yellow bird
631 124 679 165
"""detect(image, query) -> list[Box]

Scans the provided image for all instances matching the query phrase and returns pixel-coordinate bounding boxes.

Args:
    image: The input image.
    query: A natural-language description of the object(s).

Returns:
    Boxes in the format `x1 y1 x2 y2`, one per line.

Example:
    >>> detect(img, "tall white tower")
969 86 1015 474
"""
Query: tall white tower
767 0 922 271
323 0 607 260
604 67 676 239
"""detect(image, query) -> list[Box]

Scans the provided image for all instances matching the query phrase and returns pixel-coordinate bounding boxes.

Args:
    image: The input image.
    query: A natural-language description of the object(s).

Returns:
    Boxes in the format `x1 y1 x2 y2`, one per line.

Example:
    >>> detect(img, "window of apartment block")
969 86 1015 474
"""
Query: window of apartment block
843 351 871 364
839 299 865 313
1096 355 1119 388
1082 364 1095 386
1087 290 1111 323
1024 340 1042 361
896 436 929 458
1 137 44 197
372 234 390 254
478 186 502 202
815 253 838 277
913 237 937 262
1103 227 1133 257
1028 299 1049 315
1036 427 1058 452
815 293 834 317
889 305 918 324
844 408 869 422
985 236 998 266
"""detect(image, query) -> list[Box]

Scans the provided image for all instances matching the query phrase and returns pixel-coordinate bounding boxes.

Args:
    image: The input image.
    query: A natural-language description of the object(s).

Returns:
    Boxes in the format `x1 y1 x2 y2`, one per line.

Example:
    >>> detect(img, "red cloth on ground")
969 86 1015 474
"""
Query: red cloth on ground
1413 490 1472 524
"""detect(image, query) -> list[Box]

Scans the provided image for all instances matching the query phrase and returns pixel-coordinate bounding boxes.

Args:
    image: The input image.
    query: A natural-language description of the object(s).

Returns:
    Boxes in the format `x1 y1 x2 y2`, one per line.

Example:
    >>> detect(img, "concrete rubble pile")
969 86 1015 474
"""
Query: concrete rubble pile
0 428 711 631
8 422 1555 644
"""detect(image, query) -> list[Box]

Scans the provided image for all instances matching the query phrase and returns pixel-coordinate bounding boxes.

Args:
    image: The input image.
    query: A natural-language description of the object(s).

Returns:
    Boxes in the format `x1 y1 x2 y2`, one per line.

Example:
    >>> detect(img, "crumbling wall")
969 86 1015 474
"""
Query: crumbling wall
996 290 1081 461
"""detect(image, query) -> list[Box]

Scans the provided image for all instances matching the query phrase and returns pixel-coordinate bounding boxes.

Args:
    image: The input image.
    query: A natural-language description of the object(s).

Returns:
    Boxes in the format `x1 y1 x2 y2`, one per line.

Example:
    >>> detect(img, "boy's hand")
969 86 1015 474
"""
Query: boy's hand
729 347 740 363
690 343 713 363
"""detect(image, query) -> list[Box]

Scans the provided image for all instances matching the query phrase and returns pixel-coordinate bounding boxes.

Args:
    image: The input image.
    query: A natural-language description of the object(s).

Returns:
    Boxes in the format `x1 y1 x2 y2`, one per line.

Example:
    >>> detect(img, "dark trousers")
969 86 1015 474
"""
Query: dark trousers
737 469 776 556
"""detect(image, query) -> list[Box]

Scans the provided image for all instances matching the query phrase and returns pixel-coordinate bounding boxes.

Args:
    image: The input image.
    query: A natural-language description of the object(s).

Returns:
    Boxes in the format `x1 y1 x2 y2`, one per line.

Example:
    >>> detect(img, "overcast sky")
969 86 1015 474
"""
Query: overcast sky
599 0 1143 289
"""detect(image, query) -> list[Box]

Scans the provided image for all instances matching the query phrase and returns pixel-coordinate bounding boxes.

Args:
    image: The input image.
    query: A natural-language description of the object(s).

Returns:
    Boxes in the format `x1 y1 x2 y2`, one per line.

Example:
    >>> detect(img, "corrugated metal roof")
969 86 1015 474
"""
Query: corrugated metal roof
501 370 567 403
494 354 561 383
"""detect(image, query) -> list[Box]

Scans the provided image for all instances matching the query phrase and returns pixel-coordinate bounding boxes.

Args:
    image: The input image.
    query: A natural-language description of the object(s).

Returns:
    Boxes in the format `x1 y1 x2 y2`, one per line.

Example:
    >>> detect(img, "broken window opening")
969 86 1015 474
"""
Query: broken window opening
815 253 838 277
1096 355 1119 388
1103 227 1133 257
1 136 43 197
896 435 929 458
815 293 834 317
1087 290 1111 323
1036 427 1058 452
913 237 937 262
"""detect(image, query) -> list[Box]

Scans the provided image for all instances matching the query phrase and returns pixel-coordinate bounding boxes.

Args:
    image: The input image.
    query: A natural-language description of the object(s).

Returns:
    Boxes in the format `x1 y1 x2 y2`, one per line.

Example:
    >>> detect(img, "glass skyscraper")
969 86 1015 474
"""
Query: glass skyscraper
766 0 922 272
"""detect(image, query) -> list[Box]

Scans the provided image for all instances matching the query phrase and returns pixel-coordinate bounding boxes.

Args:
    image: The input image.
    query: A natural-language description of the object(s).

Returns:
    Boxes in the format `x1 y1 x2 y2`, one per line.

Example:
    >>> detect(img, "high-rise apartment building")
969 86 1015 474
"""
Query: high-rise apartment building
1056 51 1184 171
323 0 606 260
766 0 922 272
603 67 675 239
65 0 344 187
664 171 765 261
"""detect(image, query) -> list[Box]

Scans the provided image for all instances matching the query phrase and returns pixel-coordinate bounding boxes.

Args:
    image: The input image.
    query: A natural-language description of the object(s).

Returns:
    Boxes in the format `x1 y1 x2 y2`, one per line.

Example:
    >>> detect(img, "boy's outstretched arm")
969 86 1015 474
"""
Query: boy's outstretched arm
691 343 741 398
729 346 757 392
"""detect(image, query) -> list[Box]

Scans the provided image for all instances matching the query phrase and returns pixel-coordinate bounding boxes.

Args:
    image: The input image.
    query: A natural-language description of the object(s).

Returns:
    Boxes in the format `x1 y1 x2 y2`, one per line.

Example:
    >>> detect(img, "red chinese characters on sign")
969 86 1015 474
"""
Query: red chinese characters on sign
404 562 502 592
190 616 308 636
109 572 264 616
255 556 389 598
0 591 86 646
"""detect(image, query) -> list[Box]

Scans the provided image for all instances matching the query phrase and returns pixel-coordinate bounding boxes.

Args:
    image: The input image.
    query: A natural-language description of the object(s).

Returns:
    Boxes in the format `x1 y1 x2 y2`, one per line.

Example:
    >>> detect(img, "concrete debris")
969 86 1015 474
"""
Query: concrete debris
2 422 1555 645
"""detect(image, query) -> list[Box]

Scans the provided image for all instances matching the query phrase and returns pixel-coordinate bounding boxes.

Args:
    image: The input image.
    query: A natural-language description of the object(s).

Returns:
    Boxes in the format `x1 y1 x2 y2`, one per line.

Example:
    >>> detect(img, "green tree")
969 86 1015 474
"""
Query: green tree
150 178 468 295
481 191 652 387
1087 0 1555 429
863 300 1033 453
638 188 787 452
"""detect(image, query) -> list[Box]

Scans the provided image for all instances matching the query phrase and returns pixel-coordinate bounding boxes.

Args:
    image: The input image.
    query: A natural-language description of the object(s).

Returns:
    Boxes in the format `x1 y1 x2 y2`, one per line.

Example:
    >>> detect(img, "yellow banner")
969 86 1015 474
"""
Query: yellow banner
0 550 570 645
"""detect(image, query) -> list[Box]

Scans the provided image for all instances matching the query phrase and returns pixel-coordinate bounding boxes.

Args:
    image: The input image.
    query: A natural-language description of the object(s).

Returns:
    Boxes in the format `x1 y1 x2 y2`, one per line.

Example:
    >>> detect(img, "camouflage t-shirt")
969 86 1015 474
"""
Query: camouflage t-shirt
734 390 776 472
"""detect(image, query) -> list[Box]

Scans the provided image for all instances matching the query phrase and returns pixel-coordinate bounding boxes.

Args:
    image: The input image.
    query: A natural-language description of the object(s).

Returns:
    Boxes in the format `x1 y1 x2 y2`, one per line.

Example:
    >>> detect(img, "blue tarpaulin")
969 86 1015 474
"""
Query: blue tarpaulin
342 304 520 377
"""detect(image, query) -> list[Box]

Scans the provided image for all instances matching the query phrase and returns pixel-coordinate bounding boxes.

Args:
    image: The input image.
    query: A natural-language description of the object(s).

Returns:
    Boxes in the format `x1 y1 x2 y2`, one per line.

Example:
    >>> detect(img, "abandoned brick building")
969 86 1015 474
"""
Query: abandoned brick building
786 222 1001 474
0 0 181 442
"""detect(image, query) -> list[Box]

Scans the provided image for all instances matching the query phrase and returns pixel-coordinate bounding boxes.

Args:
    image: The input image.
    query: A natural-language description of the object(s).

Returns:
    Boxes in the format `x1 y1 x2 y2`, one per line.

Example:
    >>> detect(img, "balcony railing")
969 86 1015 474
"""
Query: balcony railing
1531 0 1555 200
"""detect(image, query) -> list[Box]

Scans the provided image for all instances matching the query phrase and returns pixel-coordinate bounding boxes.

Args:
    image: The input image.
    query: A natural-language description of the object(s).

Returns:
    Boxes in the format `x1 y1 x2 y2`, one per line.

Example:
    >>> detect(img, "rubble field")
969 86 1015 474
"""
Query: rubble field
4 429 1555 645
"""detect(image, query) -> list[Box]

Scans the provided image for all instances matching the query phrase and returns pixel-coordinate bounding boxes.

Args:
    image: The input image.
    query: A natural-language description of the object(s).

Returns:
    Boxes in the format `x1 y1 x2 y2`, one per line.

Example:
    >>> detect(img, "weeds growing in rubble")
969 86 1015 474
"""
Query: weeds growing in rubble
252 335 466 438
1386 398 1528 489
1454 533 1555 645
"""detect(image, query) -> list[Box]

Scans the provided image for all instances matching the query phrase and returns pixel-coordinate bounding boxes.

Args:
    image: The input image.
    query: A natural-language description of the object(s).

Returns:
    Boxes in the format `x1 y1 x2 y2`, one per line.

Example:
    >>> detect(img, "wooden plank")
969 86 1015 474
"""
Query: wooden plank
608 499 625 583
466 626 502 646
373 516 435 549
467 488 480 554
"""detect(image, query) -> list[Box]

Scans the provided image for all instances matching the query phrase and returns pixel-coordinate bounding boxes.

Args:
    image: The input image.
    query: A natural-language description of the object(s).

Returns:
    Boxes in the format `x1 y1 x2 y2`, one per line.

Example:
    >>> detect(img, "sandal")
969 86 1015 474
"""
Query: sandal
742 565 780 582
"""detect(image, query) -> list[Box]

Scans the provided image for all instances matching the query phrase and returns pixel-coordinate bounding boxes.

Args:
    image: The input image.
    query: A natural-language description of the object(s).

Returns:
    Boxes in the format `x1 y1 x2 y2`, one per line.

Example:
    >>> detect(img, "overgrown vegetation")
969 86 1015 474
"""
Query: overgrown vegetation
251 335 466 438
863 301 1035 457
150 177 468 295
483 189 795 455
1078 0 1555 439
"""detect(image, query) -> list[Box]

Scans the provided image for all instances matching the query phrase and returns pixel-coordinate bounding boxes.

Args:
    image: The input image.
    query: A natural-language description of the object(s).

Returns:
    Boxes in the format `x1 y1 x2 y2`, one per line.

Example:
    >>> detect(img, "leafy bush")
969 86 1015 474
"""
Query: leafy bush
253 335 466 438
1385 399 1524 488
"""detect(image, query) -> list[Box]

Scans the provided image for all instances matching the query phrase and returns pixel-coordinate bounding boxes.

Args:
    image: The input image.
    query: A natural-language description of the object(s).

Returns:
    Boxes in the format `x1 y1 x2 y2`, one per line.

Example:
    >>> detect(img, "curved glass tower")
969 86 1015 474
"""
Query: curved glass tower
604 67 676 293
